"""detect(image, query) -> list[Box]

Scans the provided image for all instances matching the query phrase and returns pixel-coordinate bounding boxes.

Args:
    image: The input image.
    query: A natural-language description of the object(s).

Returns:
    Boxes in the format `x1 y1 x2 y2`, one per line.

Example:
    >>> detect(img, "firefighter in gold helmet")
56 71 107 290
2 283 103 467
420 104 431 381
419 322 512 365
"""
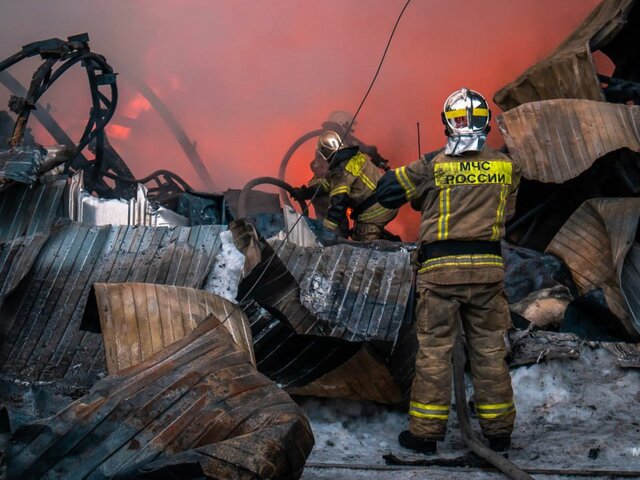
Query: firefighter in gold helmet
290 112 390 222
318 130 397 241
377 88 520 454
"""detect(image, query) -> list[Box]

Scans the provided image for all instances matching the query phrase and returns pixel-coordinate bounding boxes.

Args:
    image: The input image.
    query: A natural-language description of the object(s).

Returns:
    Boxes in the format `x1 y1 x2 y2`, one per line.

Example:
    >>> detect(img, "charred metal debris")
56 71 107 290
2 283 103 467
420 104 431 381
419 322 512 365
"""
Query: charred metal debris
1 1 640 475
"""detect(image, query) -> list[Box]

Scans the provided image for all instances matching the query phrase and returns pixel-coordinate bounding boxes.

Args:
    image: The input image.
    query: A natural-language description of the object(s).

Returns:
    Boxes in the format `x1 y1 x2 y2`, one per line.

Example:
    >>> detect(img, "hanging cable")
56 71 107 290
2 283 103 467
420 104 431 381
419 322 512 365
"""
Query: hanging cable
231 0 413 310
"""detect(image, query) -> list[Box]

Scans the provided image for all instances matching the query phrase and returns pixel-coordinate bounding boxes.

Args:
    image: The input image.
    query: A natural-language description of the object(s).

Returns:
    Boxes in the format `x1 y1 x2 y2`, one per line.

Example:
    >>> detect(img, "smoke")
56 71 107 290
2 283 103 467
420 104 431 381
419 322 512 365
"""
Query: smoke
0 0 601 238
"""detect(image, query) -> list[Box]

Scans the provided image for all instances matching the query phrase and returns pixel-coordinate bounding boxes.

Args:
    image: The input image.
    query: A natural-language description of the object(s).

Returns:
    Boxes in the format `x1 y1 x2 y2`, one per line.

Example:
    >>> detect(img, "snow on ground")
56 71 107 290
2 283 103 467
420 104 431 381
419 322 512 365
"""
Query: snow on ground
203 229 245 302
299 345 640 479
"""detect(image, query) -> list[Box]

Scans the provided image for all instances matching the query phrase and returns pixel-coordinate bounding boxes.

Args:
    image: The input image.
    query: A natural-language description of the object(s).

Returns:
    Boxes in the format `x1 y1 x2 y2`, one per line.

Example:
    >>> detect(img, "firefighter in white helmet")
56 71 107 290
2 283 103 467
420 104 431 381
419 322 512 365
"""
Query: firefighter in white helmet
377 88 521 454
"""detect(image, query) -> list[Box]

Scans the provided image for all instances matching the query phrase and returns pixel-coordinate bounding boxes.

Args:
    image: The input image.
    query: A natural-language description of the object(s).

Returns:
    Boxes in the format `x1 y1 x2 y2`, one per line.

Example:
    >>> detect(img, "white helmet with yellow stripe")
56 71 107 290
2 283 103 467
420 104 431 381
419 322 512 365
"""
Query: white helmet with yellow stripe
442 88 491 136
442 88 491 155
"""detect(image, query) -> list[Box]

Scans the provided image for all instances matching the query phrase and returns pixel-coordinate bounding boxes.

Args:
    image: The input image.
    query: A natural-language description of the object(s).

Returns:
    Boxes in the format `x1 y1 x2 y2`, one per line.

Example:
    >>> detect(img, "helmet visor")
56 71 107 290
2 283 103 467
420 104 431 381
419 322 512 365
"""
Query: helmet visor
454 115 468 129
317 144 336 161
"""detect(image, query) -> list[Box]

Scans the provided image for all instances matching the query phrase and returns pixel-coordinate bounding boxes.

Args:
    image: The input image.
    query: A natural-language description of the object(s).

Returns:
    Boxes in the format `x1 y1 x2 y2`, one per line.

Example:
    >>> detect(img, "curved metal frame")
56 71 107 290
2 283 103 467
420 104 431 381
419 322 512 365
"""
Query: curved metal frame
0 33 123 197
126 74 215 190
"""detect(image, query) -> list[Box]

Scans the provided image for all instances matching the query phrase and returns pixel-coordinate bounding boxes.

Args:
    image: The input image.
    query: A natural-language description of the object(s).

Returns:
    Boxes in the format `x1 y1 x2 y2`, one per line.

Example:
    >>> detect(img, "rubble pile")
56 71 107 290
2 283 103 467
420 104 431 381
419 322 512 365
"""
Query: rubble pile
0 0 639 477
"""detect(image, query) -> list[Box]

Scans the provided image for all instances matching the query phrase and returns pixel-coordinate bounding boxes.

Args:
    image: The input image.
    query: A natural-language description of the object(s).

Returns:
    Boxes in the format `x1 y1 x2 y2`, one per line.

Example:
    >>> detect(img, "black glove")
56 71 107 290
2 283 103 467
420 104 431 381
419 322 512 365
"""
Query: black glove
290 185 311 201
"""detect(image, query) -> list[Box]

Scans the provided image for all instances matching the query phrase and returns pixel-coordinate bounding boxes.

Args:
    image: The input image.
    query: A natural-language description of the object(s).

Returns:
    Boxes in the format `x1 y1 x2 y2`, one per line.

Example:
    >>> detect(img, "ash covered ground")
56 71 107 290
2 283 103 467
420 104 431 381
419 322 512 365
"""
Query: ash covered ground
300 347 640 478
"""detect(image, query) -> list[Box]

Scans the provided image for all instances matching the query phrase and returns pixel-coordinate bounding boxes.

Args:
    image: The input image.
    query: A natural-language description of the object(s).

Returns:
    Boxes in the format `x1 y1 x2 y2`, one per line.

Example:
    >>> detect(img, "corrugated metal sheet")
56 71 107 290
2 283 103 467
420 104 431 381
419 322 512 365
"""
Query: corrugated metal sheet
244 302 364 389
231 219 416 402
88 282 254 372
67 170 190 227
494 0 636 110
0 220 226 388
275 205 321 247
546 198 640 338
289 345 403 404
497 99 640 183
269 239 413 342
0 180 66 242
0 234 47 305
5 315 314 479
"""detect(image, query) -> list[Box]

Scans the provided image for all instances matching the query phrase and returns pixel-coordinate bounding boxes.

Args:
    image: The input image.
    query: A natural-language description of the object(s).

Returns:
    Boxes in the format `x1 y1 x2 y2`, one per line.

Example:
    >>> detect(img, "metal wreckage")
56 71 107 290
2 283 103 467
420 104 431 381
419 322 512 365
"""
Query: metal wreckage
0 0 640 478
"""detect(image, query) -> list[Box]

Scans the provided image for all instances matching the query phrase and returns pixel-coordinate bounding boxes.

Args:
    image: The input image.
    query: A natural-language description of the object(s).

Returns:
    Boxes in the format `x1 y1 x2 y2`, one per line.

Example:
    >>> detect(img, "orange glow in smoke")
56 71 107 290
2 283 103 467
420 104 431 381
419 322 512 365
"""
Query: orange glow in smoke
0 0 603 239
106 124 131 140
122 93 151 119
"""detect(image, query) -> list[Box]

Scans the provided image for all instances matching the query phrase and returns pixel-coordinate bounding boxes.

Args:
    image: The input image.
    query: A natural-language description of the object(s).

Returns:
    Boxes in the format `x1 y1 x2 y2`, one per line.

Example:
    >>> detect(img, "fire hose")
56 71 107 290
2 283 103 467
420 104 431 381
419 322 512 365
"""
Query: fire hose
237 176 308 219
453 336 534 480
277 129 325 209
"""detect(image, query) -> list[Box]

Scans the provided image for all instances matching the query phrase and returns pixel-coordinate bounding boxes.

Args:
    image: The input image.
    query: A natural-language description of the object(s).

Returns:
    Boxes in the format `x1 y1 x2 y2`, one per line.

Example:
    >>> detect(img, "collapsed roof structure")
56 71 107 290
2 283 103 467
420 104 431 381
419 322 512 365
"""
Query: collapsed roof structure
0 0 640 477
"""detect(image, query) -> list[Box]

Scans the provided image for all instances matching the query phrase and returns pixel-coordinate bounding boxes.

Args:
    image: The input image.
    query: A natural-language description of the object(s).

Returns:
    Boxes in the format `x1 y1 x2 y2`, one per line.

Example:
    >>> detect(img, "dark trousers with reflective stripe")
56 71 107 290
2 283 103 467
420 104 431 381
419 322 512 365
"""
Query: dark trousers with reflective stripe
352 207 397 241
409 275 515 440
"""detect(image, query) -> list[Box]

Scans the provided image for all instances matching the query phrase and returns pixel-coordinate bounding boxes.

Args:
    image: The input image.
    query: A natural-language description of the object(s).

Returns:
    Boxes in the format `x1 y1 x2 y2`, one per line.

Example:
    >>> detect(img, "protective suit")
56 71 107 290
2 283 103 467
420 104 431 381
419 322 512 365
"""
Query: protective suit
319 131 397 241
290 111 389 221
377 88 520 451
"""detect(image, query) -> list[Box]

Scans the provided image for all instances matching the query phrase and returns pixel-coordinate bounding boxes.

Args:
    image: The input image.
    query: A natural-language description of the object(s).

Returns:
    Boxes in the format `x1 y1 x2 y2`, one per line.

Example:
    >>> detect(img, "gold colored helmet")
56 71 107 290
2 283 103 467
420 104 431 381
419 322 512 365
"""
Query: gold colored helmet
316 130 344 161
442 88 491 136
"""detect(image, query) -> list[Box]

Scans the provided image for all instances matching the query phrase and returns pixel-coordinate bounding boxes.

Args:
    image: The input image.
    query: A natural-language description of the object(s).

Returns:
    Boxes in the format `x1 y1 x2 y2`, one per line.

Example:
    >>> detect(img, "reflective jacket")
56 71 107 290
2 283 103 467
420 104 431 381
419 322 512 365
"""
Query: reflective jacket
305 174 331 219
323 149 396 234
377 146 520 283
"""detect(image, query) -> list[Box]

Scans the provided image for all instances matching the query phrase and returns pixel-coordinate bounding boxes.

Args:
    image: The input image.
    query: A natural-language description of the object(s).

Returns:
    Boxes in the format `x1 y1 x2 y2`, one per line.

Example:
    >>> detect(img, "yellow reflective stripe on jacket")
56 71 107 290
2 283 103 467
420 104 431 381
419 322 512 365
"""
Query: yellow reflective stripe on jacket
323 218 338 230
434 160 512 187
330 185 351 197
419 254 503 273
476 401 515 419
444 108 490 119
409 401 449 420
359 172 376 191
358 205 389 221
394 166 417 200
310 178 330 193
345 152 376 191
491 185 509 241
436 187 450 240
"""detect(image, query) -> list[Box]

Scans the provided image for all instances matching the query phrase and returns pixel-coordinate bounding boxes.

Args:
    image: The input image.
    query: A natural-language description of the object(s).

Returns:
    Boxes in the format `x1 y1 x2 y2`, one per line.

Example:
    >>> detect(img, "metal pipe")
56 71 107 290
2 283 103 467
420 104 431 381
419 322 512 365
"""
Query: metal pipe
0 70 81 152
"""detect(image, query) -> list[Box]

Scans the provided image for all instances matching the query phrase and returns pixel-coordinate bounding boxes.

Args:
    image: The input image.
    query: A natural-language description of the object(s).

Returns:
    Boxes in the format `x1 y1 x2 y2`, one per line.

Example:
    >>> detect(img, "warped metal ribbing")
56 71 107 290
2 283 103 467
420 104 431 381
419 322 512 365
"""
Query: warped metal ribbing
0 221 226 387
0 180 66 242
6 316 314 479
88 282 255 373
288 344 404 404
494 0 637 110
547 198 640 338
497 99 640 183
0 234 48 305
245 302 363 390
271 240 413 343
231 219 414 400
